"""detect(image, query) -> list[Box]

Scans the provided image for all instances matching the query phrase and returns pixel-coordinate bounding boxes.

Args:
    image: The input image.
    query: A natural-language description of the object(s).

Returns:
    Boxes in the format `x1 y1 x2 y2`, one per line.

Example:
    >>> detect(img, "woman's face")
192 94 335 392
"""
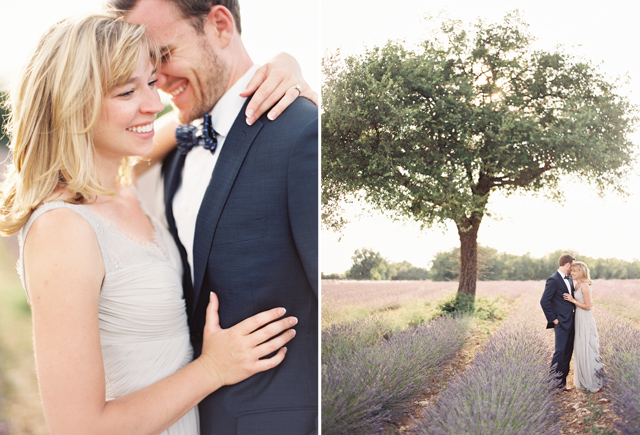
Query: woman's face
92 49 164 163
570 267 579 280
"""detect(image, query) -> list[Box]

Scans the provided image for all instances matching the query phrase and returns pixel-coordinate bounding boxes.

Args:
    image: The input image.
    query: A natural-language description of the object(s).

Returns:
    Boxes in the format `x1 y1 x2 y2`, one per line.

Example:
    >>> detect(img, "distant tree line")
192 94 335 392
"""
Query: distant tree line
322 246 640 281
322 248 430 281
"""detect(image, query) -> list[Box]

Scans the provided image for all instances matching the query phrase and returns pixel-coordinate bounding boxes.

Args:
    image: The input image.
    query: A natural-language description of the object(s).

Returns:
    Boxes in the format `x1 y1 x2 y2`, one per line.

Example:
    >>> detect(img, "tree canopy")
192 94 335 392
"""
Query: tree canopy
343 248 431 281
322 12 637 297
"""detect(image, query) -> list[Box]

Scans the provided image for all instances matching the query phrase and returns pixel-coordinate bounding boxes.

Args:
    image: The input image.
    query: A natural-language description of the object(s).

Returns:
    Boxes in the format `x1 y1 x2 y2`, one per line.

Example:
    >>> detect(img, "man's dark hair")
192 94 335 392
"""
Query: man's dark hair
558 254 575 267
107 0 242 34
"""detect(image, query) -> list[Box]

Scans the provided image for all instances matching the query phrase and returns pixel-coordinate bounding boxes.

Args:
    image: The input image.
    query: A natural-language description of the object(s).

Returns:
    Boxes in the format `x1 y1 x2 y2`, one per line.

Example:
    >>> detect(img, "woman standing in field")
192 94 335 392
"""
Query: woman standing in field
563 261 604 392
0 15 306 434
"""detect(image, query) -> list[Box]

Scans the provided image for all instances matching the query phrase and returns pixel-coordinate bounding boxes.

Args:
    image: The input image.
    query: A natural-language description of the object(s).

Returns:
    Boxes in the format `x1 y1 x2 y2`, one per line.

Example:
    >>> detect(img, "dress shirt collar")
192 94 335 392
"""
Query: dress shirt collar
209 64 259 140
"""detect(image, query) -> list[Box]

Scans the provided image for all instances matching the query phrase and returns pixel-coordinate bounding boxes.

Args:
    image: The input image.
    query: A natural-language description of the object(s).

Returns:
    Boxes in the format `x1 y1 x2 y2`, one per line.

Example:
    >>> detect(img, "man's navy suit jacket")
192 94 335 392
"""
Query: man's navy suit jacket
540 271 574 330
163 96 318 435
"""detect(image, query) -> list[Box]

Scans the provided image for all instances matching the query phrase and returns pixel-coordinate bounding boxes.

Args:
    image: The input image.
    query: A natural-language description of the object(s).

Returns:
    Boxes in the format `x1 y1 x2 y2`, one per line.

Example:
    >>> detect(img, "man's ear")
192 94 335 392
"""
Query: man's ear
204 5 235 49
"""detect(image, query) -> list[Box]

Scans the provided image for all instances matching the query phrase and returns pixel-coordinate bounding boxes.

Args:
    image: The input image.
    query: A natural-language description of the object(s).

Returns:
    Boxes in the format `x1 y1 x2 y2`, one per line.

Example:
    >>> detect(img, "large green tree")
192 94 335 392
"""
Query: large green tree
322 13 637 297
346 248 389 280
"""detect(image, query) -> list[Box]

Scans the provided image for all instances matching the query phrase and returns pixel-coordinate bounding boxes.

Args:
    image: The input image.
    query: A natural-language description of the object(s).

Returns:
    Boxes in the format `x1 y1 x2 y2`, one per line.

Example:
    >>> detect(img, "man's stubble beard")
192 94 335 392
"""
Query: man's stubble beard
177 36 229 124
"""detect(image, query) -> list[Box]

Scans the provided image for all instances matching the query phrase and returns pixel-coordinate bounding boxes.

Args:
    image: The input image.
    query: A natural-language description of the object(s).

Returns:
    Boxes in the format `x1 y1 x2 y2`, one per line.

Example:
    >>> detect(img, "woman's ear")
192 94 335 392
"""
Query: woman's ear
204 5 235 49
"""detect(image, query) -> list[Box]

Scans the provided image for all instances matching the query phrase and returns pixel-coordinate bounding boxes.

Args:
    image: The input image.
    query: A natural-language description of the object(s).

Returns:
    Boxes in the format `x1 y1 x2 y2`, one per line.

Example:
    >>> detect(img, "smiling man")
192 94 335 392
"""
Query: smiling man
106 1 319 434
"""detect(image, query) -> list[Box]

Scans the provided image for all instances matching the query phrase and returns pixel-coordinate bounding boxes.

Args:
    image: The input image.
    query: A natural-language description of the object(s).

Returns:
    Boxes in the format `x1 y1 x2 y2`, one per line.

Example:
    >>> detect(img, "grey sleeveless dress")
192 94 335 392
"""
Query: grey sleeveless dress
19 201 199 434
573 284 604 392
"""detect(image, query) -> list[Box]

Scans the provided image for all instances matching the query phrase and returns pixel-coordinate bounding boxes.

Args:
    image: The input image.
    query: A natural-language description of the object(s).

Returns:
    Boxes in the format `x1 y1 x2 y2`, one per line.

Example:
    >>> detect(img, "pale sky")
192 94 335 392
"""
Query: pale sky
0 0 319 91
321 0 640 273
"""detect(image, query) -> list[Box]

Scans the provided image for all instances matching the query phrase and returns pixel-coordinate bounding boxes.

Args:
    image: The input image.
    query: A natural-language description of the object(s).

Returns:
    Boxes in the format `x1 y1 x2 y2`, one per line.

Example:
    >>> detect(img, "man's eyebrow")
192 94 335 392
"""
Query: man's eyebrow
159 45 174 56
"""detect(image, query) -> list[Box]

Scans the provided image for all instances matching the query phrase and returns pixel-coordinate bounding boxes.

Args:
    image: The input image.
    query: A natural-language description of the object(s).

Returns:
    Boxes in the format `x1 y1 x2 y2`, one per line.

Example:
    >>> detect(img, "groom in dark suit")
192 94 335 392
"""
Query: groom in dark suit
540 253 576 391
110 0 318 433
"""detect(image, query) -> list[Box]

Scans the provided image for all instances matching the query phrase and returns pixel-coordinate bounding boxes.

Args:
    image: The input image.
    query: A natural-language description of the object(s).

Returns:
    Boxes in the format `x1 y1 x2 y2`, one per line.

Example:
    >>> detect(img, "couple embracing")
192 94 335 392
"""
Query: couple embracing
0 0 317 434
540 254 604 393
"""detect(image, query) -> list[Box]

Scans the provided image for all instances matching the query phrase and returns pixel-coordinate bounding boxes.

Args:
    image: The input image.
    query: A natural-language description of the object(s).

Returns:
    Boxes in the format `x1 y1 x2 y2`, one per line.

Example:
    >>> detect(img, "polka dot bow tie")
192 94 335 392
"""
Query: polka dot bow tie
175 113 218 155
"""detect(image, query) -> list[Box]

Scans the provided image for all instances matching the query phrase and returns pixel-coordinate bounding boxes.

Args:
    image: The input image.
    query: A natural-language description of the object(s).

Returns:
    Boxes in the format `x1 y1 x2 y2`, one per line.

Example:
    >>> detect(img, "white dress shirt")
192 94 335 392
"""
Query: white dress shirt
173 65 259 282
558 269 573 296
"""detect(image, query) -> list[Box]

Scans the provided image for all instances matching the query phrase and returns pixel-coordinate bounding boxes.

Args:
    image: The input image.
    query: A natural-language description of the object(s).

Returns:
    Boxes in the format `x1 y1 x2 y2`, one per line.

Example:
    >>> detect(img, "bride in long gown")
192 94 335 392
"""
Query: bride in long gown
563 261 604 392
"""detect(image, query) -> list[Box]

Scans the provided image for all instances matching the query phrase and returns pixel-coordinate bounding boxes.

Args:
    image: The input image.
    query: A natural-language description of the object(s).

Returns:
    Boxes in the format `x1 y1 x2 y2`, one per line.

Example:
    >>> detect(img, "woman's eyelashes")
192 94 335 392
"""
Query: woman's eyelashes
117 79 157 98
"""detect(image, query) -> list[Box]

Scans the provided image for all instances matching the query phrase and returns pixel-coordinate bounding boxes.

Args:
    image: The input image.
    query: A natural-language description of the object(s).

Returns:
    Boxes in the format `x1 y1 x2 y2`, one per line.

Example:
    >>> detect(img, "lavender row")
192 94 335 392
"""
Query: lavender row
322 314 471 434
596 309 640 435
592 279 640 323
411 296 561 435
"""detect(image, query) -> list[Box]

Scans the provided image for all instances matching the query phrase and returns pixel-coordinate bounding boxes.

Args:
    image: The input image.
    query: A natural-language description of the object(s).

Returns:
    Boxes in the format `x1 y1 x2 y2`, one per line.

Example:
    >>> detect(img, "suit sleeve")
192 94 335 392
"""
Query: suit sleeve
287 113 318 297
540 277 556 323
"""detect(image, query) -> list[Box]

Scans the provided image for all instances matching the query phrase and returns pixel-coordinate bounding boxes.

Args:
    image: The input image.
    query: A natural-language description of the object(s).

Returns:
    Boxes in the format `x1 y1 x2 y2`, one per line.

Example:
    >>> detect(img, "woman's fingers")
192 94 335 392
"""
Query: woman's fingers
252 347 288 373
253 328 296 359
203 292 222 334
233 307 288 336
265 85 305 122
246 315 298 347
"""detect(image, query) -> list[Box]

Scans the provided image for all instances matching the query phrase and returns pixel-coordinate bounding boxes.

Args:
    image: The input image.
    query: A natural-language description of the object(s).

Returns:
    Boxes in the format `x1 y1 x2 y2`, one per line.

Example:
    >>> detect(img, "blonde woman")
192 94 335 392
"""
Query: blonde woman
0 15 306 434
563 261 604 392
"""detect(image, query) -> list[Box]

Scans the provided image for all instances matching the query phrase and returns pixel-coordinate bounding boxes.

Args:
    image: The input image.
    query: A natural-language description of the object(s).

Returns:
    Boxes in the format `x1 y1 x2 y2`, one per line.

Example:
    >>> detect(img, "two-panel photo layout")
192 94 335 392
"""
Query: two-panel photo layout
0 0 639 434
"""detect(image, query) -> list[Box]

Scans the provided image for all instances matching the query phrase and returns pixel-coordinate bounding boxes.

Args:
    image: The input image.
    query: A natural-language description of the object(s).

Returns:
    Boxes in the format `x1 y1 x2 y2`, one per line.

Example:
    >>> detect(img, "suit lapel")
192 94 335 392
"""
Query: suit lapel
162 150 195 311
555 271 565 292
191 103 263 313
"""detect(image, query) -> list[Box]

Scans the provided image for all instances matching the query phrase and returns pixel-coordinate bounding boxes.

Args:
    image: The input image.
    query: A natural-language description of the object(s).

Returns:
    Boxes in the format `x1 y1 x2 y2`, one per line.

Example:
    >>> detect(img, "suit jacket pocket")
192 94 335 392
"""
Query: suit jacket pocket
211 218 266 247
237 407 316 435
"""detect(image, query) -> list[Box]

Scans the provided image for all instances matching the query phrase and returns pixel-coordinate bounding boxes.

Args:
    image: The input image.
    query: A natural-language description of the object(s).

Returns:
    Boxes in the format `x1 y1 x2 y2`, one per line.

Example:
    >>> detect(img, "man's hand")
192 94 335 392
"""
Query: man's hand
553 319 559 325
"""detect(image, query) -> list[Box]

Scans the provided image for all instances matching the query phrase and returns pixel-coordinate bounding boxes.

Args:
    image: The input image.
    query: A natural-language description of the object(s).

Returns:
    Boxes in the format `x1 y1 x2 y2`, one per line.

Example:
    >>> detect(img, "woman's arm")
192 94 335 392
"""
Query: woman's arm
563 284 592 310
24 209 295 435
241 52 318 125
134 52 318 177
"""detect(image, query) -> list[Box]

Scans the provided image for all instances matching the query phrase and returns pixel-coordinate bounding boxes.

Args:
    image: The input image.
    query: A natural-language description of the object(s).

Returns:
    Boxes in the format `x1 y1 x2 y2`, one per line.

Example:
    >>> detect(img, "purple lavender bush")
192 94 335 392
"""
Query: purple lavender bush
322 317 393 362
596 309 640 435
322 314 471 434
411 301 561 435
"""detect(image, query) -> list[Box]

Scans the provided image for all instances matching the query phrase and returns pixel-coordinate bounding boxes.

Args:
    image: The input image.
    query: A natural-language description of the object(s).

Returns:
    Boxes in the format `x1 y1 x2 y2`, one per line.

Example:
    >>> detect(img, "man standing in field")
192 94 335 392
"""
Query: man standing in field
107 0 319 433
540 253 576 391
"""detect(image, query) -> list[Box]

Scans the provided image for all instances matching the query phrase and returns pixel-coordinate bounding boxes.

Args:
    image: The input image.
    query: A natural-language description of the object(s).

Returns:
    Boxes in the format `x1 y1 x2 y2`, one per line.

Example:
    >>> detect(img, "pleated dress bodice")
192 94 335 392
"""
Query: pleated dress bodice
19 200 199 434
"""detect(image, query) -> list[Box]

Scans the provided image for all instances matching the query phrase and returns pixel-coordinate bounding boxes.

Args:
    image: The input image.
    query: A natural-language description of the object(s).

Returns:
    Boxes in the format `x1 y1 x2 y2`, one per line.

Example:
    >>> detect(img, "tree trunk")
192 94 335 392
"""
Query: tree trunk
457 216 482 297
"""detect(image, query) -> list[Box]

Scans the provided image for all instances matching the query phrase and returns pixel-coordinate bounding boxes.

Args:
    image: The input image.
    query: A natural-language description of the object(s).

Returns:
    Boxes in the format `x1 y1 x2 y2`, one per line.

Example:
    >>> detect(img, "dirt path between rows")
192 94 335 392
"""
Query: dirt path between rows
383 320 503 433
380 328 620 434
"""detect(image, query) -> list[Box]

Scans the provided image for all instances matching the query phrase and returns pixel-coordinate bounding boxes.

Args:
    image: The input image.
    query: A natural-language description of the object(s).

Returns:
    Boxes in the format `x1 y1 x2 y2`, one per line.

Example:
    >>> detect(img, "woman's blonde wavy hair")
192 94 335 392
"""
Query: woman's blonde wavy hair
0 14 160 235
571 261 593 286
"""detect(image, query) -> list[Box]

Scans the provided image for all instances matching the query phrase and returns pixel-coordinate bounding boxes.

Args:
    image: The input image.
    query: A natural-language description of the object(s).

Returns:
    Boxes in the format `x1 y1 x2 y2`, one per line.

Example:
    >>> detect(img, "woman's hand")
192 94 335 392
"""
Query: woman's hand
197 292 297 388
562 293 575 304
241 52 318 125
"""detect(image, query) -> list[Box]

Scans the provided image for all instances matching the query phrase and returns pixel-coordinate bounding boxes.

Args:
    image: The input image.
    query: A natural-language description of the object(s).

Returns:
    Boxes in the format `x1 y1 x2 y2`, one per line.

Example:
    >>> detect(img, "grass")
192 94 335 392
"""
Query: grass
0 236 48 434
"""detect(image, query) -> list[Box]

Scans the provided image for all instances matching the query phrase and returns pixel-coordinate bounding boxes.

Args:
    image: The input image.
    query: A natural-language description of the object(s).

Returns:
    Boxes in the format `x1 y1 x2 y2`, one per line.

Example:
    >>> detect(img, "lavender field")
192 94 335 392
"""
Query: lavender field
321 279 640 434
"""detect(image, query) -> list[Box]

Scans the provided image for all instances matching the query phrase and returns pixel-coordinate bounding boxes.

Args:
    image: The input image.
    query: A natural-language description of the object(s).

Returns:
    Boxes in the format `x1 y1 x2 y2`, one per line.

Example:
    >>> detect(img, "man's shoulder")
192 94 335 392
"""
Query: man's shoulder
545 272 560 285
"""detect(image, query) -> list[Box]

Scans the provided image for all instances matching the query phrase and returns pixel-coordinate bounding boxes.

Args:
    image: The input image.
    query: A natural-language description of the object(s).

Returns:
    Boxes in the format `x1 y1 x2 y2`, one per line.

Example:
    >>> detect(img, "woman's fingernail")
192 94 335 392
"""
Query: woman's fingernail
246 117 254 126
246 108 254 118
278 308 286 316
289 329 296 337
267 111 276 121
290 317 298 325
